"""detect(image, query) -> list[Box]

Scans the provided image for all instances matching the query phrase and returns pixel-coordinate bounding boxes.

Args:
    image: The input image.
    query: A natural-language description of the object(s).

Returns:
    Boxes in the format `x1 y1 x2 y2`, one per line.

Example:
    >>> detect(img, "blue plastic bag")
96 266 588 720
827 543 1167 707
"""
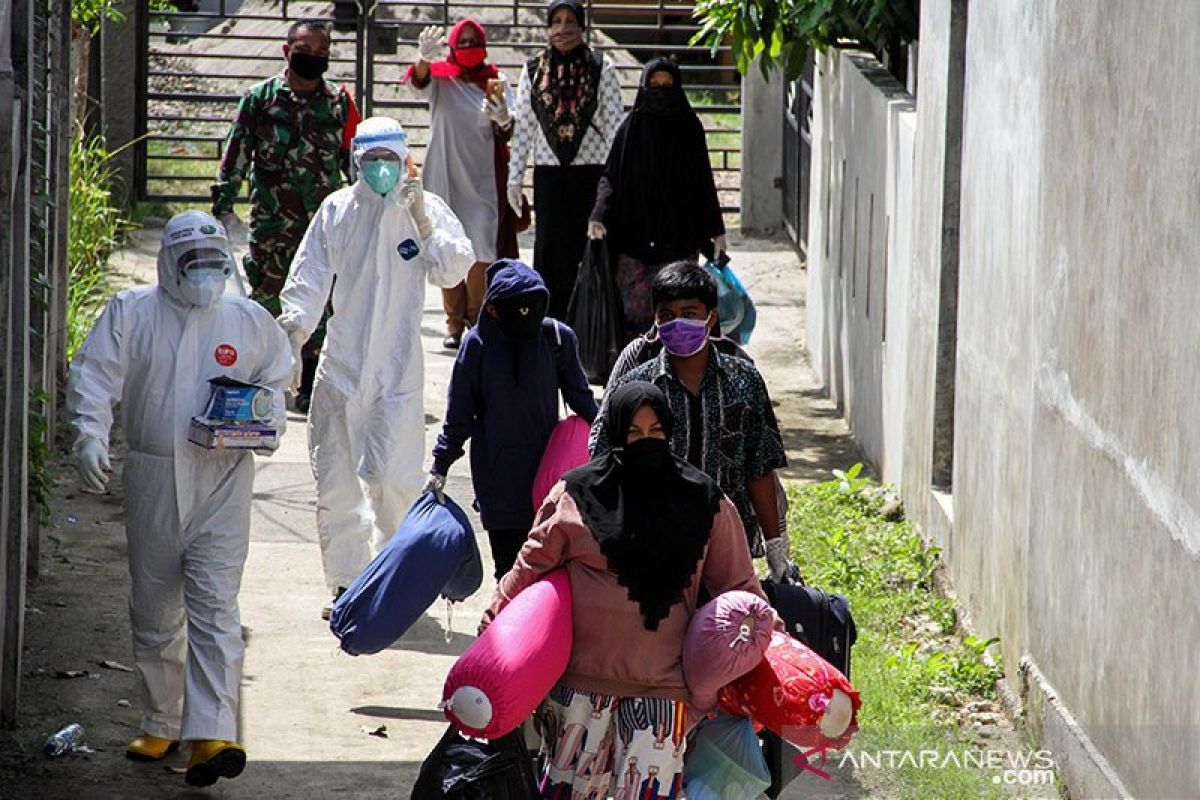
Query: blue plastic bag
684 712 771 800
330 492 483 656
703 258 745 336
703 256 756 345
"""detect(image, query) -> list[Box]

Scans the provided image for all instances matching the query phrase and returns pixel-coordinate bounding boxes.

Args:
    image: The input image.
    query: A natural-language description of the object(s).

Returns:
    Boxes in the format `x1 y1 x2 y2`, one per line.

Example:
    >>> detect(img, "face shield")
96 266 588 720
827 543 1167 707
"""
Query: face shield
161 212 235 307
351 117 410 180
359 148 404 196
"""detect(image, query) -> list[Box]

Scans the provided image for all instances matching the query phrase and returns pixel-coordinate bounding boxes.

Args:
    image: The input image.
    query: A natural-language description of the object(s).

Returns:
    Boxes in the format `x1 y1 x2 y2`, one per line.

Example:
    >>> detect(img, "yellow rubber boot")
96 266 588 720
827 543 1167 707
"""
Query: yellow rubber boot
185 739 247 787
126 733 179 761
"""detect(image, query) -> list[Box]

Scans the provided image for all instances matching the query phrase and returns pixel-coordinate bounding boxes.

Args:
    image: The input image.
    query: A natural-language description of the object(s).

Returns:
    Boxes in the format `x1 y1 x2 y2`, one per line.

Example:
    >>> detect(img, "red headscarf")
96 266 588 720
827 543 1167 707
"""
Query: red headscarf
404 19 498 90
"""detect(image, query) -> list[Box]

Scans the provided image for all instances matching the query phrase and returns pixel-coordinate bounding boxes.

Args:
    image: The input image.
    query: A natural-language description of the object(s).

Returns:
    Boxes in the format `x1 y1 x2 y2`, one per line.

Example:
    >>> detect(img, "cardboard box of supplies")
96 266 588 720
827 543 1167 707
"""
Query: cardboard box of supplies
189 416 279 450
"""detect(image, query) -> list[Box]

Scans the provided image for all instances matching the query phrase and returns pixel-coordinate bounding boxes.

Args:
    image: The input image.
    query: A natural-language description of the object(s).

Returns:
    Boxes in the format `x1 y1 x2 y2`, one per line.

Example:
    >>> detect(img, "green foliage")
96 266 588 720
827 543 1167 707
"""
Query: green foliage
28 389 52 526
74 0 176 34
692 0 920 80
68 125 130 361
787 468 1015 797
71 0 126 34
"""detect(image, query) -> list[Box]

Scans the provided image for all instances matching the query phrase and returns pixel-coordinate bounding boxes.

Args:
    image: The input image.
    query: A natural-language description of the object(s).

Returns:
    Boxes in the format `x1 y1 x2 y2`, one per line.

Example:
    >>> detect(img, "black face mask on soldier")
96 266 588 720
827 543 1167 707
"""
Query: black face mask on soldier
290 51 329 81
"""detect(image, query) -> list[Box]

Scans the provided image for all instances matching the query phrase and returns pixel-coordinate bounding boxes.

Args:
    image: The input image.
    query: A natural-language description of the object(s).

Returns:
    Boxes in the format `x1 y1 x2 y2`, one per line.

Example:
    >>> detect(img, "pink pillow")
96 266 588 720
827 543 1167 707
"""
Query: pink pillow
683 591 775 712
719 631 861 750
532 416 592 508
442 569 573 739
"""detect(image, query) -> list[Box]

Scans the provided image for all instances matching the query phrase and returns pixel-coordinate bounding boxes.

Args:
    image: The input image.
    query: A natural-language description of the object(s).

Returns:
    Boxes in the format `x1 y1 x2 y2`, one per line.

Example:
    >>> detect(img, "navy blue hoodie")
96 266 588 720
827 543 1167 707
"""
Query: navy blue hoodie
432 260 598 530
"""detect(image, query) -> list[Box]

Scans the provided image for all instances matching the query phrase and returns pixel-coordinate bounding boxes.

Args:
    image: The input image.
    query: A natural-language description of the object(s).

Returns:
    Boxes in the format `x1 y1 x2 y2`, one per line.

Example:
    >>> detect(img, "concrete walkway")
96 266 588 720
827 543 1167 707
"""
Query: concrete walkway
0 228 861 798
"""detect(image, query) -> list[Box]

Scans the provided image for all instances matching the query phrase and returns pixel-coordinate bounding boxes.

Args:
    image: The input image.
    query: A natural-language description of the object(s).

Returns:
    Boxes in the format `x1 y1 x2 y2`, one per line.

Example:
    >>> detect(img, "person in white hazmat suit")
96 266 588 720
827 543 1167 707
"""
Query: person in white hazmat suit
278 117 474 614
66 211 292 786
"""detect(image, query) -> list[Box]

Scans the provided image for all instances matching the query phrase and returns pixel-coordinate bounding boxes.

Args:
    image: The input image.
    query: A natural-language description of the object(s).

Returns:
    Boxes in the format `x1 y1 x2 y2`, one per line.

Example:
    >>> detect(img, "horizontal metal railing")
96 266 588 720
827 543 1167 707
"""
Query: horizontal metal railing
138 1 741 213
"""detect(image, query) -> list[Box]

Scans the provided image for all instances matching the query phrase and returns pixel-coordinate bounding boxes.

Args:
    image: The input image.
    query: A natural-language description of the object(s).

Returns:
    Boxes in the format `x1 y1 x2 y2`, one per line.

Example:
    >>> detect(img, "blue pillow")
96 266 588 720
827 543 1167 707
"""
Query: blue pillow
330 492 483 656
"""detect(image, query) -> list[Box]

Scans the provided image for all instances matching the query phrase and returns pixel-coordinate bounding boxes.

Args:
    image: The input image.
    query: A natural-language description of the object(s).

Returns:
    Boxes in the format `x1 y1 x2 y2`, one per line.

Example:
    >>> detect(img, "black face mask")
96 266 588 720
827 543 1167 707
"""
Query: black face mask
642 85 683 115
620 437 673 481
289 52 329 81
494 294 547 340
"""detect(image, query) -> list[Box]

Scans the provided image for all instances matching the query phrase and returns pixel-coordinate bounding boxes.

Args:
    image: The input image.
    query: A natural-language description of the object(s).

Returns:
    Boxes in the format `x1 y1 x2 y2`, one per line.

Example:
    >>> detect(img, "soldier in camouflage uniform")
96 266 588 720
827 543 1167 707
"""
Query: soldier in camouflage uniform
211 19 359 411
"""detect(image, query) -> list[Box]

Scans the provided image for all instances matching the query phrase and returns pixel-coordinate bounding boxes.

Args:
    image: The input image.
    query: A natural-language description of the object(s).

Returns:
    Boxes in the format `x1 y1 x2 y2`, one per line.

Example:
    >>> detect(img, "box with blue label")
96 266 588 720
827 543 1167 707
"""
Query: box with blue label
204 376 275 423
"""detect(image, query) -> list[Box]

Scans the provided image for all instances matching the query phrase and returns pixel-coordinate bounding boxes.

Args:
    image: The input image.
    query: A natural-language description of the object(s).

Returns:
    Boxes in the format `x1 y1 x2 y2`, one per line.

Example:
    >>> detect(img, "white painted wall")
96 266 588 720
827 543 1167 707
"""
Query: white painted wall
805 49 916 484
808 2 1200 797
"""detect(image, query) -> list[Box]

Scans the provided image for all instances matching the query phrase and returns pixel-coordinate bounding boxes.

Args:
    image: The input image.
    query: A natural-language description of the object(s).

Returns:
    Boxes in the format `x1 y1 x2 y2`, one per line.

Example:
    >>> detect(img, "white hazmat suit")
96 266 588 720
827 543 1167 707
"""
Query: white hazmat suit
279 117 474 593
67 211 292 743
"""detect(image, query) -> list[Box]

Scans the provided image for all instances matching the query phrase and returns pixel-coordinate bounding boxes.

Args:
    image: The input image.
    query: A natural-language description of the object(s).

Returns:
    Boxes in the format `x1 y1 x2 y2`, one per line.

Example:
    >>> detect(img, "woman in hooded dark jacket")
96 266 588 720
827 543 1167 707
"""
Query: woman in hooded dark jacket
589 58 727 342
427 259 598 580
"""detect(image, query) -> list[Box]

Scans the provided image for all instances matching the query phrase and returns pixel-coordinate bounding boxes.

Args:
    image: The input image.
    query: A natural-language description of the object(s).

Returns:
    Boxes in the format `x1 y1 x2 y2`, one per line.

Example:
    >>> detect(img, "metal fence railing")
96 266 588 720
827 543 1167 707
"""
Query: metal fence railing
136 0 741 212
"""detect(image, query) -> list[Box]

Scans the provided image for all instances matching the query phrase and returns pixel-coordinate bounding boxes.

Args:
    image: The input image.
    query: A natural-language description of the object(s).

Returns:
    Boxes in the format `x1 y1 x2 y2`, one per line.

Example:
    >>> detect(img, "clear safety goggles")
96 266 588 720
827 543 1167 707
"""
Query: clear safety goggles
352 132 409 171
171 241 235 278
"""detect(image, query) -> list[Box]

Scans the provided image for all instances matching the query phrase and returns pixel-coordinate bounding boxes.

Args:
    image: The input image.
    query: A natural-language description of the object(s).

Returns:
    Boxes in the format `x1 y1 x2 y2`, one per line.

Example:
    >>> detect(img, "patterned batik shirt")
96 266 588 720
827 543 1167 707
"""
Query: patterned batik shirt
591 347 788 556
211 74 359 311
508 54 623 179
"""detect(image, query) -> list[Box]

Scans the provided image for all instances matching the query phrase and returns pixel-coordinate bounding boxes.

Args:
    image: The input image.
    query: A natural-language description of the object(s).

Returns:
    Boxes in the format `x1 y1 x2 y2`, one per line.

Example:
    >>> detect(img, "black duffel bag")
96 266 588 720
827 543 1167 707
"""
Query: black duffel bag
567 238 622 385
758 565 858 798
411 724 539 799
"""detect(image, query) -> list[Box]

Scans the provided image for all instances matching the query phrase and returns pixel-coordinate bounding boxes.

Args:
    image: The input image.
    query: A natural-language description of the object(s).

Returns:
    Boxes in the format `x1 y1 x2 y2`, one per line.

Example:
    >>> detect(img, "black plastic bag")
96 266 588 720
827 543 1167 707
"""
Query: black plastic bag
567 239 622 384
411 724 539 800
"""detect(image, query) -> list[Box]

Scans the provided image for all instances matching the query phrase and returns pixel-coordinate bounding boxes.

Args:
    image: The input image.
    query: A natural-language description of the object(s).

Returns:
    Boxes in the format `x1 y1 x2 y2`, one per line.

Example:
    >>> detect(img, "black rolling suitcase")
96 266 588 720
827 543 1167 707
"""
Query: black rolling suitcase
759 566 858 797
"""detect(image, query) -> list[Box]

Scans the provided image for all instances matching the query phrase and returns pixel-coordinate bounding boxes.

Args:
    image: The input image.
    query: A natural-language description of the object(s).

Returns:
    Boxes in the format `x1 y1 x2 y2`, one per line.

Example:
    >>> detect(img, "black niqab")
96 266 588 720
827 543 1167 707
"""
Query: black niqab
563 381 722 630
599 58 724 263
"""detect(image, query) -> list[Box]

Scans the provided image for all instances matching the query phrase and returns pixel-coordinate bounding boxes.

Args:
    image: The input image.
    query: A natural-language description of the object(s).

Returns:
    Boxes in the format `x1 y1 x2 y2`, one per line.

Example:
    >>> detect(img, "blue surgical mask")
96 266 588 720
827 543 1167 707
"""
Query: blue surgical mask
362 160 402 196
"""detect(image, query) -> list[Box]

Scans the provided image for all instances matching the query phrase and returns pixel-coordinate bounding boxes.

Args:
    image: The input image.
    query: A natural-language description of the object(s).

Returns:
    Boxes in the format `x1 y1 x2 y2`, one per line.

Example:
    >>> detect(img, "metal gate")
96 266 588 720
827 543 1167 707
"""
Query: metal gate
136 0 741 212
782 49 814 253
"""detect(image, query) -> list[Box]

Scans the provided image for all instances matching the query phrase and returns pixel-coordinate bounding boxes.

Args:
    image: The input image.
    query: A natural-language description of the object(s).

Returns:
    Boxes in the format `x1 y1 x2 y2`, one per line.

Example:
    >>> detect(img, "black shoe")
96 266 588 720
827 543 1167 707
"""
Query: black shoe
295 391 311 414
443 333 462 350
321 587 347 621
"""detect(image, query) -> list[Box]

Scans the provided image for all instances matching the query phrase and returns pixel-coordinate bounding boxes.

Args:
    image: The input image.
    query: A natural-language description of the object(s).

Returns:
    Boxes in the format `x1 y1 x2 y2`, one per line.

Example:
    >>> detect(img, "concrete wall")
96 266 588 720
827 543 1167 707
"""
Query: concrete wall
99 1 139 210
804 49 915 484
809 1 1200 797
740 61 784 235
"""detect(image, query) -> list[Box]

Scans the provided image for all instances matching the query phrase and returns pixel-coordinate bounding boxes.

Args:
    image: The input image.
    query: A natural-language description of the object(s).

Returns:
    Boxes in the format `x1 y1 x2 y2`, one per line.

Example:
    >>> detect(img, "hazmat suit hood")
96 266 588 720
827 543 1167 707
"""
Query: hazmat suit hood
479 259 551 342
157 210 234 308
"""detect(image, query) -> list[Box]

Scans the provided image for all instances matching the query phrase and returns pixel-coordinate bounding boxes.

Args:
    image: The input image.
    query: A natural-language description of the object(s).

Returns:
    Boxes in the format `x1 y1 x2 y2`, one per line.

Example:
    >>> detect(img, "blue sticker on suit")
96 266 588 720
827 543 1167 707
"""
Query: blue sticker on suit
398 238 420 260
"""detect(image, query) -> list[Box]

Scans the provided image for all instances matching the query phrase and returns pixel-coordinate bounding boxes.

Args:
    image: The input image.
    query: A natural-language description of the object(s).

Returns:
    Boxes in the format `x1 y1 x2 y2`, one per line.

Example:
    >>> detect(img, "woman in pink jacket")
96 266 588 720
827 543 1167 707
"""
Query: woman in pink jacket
483 381 765 797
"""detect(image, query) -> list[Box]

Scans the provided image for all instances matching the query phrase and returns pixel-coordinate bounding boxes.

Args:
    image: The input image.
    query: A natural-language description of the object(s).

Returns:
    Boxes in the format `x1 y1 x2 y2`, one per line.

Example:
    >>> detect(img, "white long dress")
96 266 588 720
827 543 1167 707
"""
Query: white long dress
416 74 515 264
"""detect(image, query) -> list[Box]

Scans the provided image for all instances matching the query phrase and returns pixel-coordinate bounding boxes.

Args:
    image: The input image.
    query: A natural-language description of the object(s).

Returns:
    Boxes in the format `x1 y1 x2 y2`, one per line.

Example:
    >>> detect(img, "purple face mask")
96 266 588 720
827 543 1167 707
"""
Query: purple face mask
656 316 710 357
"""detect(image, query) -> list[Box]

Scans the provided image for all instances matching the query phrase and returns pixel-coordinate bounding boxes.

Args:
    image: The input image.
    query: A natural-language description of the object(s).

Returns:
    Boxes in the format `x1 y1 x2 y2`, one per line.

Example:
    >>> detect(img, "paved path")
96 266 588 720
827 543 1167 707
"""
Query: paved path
0 228 862 798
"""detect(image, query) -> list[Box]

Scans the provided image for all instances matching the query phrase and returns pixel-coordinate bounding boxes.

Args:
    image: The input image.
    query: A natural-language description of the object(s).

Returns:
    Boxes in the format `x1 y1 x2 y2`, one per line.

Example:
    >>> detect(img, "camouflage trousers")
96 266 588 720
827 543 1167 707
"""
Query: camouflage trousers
244 229 332 360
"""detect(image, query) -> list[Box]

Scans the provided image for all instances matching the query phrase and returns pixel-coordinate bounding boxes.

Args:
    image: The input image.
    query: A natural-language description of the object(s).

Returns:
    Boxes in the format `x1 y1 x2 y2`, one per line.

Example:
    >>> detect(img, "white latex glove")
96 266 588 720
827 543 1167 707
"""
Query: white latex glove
713 234 728 255
764 535 791 582
506 183 523 216
587 221 607 240
400 178 433 238
286 328 306 392
423 472 446 504
77 438 111 494
418 25 445 63
482 95 512 127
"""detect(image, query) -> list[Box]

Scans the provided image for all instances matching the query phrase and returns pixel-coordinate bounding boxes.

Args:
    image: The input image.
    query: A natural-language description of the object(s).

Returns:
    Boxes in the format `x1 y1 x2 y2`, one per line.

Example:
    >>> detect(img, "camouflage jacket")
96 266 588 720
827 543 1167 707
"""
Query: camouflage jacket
211 74 360 231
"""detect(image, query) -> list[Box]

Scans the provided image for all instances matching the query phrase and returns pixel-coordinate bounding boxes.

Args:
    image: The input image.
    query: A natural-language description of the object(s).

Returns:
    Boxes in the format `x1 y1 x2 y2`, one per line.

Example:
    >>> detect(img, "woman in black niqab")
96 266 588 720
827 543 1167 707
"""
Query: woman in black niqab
590 58 726 340
563 381 722 630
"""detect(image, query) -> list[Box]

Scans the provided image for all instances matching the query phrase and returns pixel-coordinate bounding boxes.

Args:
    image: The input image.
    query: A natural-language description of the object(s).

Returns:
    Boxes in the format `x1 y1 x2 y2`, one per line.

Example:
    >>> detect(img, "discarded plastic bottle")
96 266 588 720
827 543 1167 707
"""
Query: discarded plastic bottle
43 723 84 757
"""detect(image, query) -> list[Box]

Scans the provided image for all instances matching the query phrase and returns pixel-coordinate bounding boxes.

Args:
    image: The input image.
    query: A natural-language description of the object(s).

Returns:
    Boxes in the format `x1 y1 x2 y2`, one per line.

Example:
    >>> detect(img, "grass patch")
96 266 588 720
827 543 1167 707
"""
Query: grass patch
786 467 1045 799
